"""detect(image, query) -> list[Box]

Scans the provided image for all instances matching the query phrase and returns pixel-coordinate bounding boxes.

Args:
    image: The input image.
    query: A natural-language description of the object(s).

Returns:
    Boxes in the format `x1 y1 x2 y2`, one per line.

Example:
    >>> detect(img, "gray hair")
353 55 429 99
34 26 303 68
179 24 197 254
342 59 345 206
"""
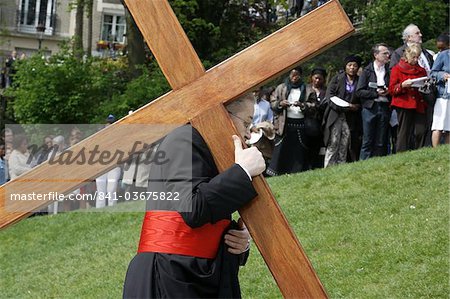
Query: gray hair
372 43 389 56
402 24 418 43
52 135 65 146
51 135 66 153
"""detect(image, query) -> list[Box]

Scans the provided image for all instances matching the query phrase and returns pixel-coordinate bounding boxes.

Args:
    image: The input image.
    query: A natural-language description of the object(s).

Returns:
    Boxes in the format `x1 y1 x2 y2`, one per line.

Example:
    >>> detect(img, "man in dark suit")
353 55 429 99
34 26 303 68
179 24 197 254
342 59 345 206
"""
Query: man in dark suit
356 43 391 159
123 96 266 298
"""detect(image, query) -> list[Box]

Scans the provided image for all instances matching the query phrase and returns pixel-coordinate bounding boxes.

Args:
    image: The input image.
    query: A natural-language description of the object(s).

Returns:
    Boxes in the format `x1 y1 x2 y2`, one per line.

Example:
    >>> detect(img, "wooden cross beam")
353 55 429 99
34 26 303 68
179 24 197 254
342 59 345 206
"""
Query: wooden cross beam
0 1 353 297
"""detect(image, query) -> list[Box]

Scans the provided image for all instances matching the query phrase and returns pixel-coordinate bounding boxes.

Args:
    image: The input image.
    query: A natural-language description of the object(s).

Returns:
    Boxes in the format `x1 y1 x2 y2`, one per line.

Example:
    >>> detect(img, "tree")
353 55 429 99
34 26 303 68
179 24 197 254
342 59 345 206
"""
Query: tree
298 0 449 79
124 7 146 78
13 0 448 126
361 0 448 48
340 0 370 24
73 0 85 58
86 0 94 57
169 0 282 64
5 46 127 124
97 63 170 121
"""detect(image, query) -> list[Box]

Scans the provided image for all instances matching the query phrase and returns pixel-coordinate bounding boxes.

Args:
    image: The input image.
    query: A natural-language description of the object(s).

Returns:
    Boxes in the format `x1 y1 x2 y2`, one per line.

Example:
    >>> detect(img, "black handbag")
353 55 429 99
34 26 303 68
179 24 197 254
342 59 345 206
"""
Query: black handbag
419 77 436 104
304 117 321 137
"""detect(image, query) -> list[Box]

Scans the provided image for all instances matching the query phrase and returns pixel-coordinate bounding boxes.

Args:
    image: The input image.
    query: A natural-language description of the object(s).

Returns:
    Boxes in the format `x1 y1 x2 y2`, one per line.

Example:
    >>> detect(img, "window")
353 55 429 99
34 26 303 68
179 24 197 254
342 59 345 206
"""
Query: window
18 0 55 34
101 14 126 43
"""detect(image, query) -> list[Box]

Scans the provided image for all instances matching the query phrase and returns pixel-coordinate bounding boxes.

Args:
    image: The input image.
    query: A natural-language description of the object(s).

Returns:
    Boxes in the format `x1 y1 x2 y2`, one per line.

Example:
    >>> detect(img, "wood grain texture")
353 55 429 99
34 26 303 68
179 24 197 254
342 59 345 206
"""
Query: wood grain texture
124 0 205 89
0 0 353 240
191 105 328 298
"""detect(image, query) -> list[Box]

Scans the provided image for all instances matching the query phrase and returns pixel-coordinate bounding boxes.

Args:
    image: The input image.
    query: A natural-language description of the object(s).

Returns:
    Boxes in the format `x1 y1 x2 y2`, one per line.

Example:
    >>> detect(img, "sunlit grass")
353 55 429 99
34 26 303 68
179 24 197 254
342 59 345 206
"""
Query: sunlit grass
1 146 448 298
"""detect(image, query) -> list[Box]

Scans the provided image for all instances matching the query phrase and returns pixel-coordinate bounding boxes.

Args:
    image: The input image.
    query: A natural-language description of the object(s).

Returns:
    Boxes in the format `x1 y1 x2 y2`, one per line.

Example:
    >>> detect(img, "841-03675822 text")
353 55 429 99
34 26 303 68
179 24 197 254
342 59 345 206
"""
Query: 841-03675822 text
97 191 180 201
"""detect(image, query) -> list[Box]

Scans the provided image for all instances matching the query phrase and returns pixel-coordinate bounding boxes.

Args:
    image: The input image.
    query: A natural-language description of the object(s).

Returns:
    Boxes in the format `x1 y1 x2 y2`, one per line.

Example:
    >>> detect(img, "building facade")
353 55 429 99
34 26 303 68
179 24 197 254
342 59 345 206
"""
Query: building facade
0 0 126 64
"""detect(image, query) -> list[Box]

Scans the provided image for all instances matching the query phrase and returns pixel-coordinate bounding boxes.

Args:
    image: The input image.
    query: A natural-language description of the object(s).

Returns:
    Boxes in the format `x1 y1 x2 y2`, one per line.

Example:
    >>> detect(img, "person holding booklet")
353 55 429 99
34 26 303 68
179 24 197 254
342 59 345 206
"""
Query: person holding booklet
356 43 391 160
322 55 362 167
389 44 428 152
409 76 429 88
267 67 311 175
389 24 435 147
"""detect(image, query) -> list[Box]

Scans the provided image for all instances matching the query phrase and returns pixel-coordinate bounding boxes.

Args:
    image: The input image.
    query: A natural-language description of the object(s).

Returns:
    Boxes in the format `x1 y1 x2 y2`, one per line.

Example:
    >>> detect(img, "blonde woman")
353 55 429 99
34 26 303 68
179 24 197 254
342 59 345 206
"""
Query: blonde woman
389 44 428 152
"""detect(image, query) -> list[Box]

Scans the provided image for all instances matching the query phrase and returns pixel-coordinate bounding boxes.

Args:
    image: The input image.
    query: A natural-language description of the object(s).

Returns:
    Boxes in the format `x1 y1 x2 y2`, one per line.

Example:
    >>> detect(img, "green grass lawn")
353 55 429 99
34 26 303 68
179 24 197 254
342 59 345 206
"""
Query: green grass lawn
1 146 449 298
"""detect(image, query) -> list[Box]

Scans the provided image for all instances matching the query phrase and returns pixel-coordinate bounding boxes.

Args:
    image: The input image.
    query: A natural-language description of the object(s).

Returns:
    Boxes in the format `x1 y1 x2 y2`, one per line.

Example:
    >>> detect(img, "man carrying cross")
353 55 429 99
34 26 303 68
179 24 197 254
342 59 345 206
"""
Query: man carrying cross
123 96 266 298
0 1 353 297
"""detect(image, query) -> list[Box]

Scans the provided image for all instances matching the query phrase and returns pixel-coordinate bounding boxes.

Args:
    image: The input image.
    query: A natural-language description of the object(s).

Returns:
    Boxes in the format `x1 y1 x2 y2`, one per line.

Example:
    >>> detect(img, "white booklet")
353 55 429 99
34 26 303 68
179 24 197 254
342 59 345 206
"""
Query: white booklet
410 76 429 88
246 130 263 145
330 96 350 107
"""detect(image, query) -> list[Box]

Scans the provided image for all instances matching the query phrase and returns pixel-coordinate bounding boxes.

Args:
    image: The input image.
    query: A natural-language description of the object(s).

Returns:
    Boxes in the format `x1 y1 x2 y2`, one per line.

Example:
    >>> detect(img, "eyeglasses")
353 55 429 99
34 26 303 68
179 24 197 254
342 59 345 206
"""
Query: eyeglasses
228 112 252 128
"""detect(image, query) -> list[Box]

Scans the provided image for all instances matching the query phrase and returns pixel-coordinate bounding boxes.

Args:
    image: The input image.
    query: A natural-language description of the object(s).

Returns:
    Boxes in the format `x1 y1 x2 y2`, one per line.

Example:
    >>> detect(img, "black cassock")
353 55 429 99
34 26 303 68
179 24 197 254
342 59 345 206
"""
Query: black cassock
123 125 257 298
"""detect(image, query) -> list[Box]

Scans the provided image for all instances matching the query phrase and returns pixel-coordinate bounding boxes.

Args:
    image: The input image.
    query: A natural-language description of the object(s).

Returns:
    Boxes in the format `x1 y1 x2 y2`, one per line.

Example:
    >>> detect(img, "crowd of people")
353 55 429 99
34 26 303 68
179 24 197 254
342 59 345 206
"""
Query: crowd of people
250 24 449 176
0 113 175 214
0 22 448 299
0 115 128 213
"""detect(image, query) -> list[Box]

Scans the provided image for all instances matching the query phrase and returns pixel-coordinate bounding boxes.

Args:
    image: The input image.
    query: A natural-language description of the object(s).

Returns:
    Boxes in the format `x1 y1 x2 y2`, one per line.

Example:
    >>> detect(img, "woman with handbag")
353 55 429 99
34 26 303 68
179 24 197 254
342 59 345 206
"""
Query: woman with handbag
266 67 312 176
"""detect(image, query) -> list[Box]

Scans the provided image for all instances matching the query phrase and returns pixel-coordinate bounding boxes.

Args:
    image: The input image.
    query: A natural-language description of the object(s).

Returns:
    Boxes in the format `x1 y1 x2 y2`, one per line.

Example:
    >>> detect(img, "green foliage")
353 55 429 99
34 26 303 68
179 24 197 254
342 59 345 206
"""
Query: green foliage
170 0 281 64
95 63 170 123
301 35 368 84
361 0 448 48
7 0 282 126
340 0 370 23
169 0 223 62
5 46 128 124
291 0 449 82
5 43 170 125
7 0 449 125
0 146 448 297
422 38 439 54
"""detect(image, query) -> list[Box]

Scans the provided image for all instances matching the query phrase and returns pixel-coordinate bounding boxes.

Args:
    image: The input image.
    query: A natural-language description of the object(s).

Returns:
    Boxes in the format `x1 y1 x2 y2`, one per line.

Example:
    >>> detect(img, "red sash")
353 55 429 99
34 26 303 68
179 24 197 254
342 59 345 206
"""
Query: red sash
137 211 230 259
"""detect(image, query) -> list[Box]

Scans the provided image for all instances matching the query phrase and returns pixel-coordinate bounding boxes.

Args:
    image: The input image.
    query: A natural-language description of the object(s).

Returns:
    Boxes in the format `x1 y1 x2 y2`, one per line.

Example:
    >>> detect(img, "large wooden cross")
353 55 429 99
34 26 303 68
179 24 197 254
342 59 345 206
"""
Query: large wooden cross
0 1 353 297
